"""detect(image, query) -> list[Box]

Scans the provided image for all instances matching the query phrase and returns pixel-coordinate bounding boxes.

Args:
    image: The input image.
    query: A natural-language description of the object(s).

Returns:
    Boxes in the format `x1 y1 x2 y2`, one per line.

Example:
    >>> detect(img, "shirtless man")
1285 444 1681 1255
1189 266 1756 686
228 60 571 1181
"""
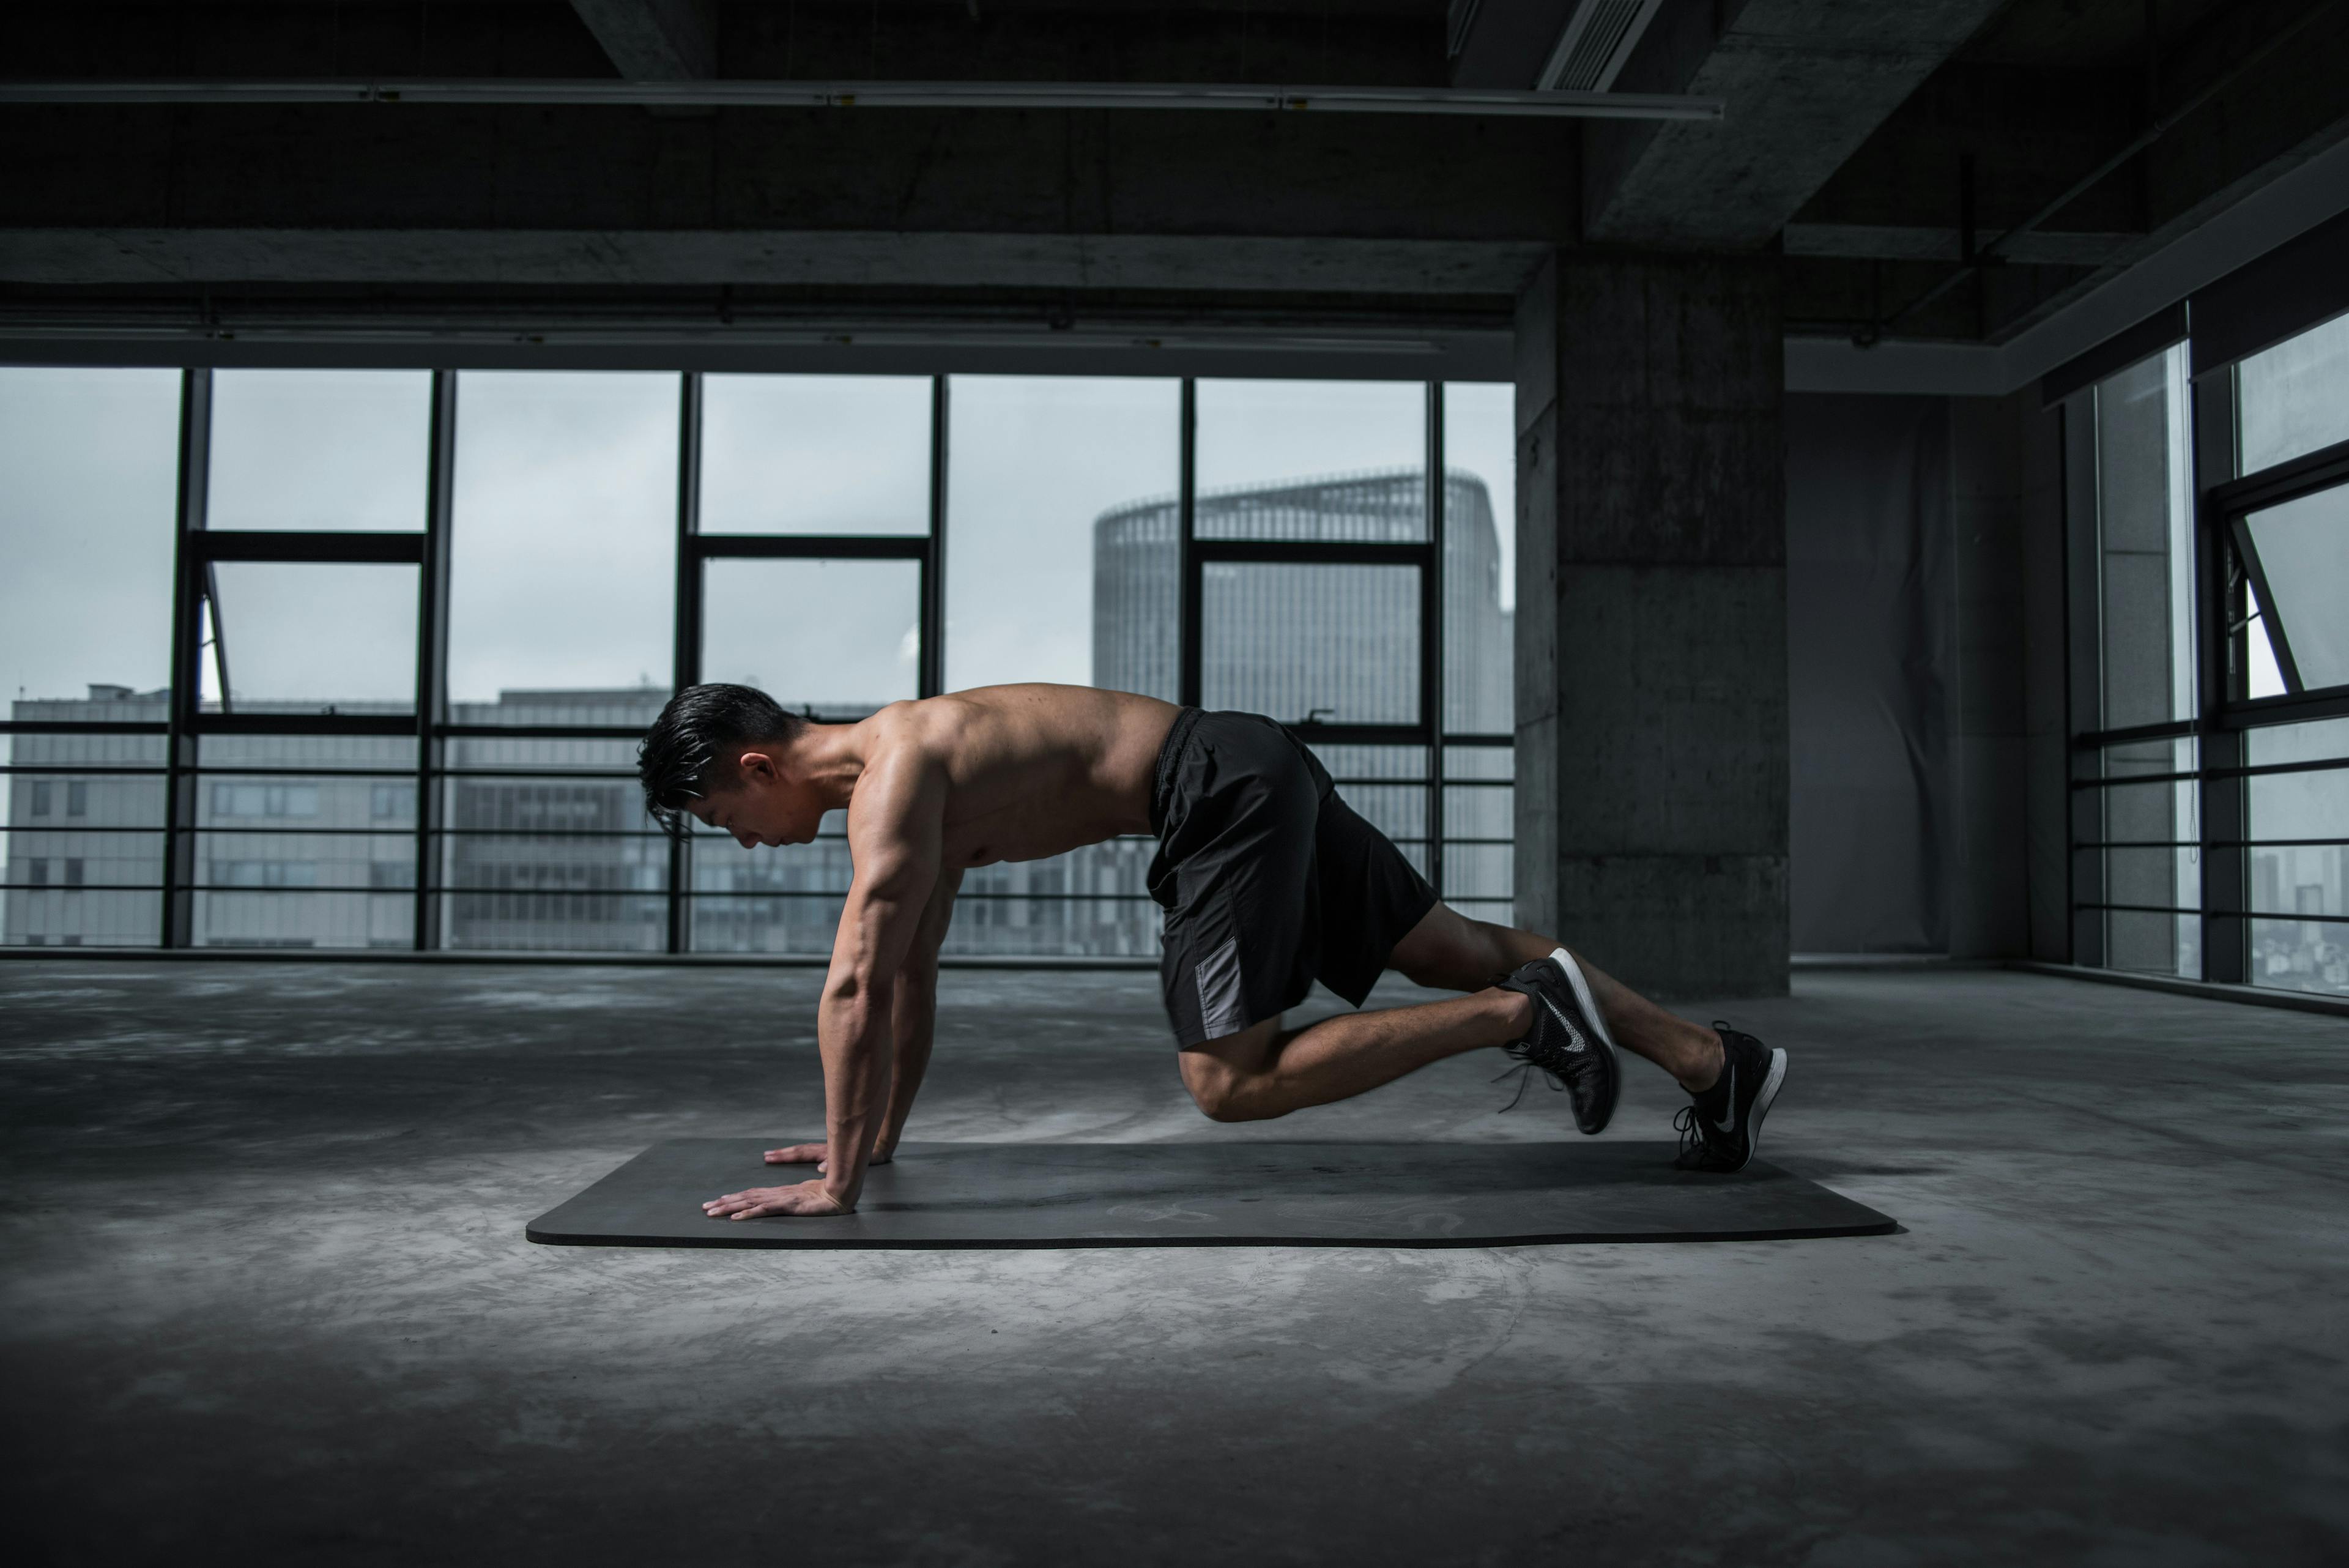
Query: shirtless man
637 682 1789 1221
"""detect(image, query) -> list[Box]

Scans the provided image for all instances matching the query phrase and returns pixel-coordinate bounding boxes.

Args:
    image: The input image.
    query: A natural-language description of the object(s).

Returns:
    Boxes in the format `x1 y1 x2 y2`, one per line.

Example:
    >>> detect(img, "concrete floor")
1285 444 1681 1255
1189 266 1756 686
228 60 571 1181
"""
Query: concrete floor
2 960 2345 1566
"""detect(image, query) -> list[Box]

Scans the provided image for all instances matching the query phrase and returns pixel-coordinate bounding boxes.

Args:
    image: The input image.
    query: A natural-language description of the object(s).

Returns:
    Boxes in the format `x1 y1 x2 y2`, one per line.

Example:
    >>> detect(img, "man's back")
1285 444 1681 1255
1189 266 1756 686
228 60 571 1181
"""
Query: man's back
867 684 1181 869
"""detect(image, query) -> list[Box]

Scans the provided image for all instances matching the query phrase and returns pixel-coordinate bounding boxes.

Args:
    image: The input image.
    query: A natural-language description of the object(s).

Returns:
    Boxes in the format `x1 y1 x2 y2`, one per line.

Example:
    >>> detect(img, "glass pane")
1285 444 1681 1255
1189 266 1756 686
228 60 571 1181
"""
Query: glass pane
2093 346 2195 730
191 890 414 949
2247 762 2349 854
1195 381 1427 541
700 375 930 536
702 558 920 716
943 376 1179 696
197 735 417 773
444 735 646 775
2243 482 2349 691
689 808 848 956
208 370 429 531
449 373 679 716
2 748 166 948
2101 909 2194 980
1093 492 1181 705
1203 564 1419 726
2249 916 2348 997
2093 738 2200 978
440 774 667 953
1443 382 1515 735
191 770 412 948
2246 717 2349 768
197 830 412 893
0 368 180 710
943 840 1162 958
202 562 419 713
2246 731 2348 998
2238 311 2349 476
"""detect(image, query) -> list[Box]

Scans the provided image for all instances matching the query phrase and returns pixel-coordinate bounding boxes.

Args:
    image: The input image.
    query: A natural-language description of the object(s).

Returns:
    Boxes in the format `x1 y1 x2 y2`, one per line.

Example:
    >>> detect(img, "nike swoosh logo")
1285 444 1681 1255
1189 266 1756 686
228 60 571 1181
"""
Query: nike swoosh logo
1542 995 1588 1052
1709 1063 1737 1132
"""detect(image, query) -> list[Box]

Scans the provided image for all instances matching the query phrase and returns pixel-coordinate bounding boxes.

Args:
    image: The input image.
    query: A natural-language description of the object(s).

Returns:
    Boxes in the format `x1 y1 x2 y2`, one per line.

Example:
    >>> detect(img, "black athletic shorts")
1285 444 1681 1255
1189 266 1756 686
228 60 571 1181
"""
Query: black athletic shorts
1147 707 1440 1048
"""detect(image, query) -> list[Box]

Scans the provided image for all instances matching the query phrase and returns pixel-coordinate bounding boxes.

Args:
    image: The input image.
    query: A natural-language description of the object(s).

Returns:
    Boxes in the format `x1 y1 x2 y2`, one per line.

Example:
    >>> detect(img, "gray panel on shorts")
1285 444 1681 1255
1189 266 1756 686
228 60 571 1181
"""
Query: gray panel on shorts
1195 935 1247 1039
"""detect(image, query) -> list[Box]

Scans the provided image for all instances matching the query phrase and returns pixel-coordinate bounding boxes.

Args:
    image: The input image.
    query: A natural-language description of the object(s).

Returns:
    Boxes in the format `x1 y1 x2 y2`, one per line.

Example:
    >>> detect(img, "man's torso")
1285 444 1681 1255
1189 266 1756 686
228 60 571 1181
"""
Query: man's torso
857 685 1181 869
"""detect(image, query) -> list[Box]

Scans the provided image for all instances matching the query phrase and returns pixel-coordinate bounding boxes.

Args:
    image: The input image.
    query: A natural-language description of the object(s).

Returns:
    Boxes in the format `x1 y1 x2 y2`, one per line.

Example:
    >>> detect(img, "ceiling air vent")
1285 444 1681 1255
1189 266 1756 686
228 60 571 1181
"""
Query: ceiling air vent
1538 0 1665 93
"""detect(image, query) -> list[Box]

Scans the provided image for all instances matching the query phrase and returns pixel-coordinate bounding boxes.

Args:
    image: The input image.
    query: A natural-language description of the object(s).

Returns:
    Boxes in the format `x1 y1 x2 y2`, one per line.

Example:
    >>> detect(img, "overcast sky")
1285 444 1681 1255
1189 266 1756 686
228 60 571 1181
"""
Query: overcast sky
1 366 1518 727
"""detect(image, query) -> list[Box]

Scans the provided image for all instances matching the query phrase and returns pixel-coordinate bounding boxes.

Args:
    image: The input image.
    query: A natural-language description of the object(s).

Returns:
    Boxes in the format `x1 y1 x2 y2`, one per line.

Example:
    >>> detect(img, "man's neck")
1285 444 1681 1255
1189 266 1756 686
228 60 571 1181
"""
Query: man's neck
782 723 866 812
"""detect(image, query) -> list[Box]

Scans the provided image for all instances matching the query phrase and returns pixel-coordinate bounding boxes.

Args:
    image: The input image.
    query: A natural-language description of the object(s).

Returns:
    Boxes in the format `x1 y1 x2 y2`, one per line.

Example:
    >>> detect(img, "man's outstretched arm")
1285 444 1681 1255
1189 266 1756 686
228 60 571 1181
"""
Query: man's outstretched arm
703 741 947 1219
764 867 962 1171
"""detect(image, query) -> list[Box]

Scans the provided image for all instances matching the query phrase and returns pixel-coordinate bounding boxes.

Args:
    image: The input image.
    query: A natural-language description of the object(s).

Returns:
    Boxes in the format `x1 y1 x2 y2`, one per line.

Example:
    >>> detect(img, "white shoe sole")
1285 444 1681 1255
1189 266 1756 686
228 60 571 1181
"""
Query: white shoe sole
1742 1047 1789 1167
1546 947 1621 1126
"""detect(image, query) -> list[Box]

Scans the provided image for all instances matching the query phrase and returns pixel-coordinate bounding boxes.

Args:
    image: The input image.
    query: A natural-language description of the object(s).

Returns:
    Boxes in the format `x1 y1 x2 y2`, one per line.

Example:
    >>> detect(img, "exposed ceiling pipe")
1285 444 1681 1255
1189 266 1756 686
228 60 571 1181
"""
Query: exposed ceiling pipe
0 78 1723 121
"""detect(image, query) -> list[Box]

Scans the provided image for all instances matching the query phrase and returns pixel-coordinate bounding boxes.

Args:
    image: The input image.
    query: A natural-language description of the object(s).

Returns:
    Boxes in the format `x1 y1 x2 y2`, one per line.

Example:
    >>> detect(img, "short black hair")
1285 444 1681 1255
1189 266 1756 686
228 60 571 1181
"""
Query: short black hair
638 683 806 841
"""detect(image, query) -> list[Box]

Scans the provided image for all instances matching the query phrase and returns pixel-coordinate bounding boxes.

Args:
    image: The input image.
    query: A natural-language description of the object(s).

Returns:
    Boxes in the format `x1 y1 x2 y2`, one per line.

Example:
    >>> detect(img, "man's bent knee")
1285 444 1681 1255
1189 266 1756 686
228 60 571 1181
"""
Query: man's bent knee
1178 1020 1286 1123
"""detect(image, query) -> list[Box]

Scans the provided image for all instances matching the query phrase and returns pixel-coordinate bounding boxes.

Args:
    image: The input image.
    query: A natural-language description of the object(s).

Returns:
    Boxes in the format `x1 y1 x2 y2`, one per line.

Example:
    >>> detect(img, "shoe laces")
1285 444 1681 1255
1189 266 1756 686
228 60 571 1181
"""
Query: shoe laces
1490 1055 1568 1113
1673 1102 1710 1164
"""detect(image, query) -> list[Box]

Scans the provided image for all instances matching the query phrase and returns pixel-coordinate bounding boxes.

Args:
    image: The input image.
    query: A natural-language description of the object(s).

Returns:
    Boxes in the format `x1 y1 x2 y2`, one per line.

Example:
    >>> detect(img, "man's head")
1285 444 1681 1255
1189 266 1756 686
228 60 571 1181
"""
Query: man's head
638 683 818 847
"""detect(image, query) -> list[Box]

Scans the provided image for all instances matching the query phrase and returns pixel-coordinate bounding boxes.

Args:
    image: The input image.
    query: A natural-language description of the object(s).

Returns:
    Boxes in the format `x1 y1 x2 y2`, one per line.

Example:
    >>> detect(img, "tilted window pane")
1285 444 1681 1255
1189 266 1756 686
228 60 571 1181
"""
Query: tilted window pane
2237 311 2349 477
2242 481 2349 691
1204 564 1420 726
700 375 931 536
208 370 429 531
202 563 419 713
702 558 921 716
1442 382 1515 735
2093 347 2196 731
449 373 679 718
0 368 179 709
944 376 1179 697
1195 381 1427 541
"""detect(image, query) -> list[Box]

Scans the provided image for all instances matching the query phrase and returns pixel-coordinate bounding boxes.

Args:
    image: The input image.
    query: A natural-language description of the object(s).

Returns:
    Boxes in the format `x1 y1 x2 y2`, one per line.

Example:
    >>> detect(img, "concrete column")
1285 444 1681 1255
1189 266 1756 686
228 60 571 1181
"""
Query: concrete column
1512 250 1788 998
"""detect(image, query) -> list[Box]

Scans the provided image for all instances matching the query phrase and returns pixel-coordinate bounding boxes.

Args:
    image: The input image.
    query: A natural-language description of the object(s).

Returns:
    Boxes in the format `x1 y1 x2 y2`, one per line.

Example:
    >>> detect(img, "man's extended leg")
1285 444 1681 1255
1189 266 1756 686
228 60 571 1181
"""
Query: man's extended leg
1174 902 1727 1124
1384 902 1725 1093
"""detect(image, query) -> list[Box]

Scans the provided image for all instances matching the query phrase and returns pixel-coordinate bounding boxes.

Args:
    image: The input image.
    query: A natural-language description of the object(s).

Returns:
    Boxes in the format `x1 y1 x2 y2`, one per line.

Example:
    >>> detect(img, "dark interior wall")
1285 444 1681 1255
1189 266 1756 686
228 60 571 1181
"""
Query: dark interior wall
1786 392 1951 954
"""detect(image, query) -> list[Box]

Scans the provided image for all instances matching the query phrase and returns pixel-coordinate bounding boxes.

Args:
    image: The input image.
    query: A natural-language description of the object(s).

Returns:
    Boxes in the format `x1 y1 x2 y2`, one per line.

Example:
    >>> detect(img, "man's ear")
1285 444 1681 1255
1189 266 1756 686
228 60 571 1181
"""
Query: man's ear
737 750 777 784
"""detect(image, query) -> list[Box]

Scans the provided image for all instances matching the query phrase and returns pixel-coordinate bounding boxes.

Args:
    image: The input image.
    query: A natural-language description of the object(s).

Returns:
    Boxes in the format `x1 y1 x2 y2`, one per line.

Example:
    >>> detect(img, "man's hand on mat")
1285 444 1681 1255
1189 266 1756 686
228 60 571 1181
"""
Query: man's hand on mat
702 1180 851 1219
763 1142 894 1173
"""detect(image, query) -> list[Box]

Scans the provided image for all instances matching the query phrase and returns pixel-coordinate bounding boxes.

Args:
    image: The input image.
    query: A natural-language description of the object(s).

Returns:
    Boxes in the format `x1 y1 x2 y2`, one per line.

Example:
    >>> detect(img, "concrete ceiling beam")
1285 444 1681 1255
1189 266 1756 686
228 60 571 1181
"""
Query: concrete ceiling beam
1585 0 2014 249
570 0 716 81
0 228 1553 299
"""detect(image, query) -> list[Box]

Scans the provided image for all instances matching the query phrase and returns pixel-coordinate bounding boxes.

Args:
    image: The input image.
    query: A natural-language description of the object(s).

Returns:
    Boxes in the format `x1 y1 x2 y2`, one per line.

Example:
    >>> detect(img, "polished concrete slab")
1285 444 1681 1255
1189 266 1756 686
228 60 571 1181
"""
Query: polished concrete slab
529 1138 1896 1249
2 960 2345 1565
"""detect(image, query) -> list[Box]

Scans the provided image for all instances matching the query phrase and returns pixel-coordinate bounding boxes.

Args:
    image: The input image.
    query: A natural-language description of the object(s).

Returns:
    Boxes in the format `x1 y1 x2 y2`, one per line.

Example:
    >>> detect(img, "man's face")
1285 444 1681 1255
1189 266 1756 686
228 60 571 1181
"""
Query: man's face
687 751 825 849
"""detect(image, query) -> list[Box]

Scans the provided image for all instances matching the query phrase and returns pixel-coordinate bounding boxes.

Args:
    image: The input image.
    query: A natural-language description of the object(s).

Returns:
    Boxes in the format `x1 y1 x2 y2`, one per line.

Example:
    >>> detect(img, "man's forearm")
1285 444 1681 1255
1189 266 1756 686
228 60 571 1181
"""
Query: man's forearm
875 966 937 1155
815 981 896 1207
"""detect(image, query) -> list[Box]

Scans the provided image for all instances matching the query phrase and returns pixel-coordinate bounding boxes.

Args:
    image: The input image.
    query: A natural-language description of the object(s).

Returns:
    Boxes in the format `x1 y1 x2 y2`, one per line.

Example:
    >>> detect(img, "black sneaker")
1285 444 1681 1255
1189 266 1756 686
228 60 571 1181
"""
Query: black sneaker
1492 948 1621 1134
1673 1023 1787 1173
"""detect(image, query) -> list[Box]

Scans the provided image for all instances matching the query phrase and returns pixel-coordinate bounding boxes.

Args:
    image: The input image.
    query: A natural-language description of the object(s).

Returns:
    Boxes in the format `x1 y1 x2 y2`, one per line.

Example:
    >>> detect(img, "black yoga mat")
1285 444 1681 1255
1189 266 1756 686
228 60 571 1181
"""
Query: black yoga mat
527 1139 1896 1249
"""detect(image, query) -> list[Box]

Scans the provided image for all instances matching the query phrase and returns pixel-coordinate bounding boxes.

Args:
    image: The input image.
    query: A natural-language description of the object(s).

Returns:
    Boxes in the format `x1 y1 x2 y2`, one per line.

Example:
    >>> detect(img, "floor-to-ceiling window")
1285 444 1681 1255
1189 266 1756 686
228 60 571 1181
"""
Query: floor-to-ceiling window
1 366 1516 960
2068 308 2349 997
